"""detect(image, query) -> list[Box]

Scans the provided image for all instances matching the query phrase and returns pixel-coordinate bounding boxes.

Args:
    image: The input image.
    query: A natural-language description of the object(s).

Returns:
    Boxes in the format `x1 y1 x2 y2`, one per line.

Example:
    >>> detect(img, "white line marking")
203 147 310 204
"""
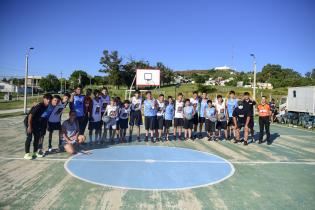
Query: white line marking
1 156 315 164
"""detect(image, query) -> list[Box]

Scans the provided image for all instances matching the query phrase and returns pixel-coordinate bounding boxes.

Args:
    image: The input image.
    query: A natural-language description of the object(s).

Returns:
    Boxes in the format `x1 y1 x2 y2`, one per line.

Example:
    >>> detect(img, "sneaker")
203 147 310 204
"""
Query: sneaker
233 140 240 144
208 137 211 141
145 136 148 142
137 136 141 142
244 141 248 146
267 140 272 145
198 134 202 139
128 136 132 142
48 148 53 152
258 140 263 144
34 151 44 158
24 153 33 160
151 137 155 143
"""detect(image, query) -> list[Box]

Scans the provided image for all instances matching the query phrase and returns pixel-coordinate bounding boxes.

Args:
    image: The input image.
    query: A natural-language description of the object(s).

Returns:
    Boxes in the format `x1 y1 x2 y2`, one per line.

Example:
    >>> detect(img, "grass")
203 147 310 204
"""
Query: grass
0 84 288 111
0 111 24 119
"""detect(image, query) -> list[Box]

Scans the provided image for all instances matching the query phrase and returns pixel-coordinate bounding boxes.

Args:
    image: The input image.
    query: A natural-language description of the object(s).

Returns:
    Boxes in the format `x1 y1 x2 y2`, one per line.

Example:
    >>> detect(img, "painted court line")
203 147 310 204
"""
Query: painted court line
1 156 315 165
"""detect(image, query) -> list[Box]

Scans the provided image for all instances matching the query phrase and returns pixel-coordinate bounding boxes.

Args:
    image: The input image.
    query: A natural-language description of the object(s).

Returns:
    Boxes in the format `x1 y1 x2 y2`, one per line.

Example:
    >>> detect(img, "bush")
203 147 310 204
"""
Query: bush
197 84 217 94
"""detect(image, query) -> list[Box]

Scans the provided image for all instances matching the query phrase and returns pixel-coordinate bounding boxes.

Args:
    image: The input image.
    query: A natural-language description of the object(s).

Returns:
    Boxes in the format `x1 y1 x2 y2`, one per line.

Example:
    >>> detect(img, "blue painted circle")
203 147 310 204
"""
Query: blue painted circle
65 146 235 190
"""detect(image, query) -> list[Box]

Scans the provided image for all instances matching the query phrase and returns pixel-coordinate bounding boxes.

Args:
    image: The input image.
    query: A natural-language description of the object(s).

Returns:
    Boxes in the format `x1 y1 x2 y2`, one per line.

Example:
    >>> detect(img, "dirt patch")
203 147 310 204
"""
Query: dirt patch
33 175 72 210
99 188 126 210
177 190 203 210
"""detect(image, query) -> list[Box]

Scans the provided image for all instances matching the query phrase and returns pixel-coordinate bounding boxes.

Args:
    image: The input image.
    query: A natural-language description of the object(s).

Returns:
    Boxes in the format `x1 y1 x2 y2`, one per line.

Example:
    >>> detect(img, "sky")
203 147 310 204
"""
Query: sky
0 0 314 78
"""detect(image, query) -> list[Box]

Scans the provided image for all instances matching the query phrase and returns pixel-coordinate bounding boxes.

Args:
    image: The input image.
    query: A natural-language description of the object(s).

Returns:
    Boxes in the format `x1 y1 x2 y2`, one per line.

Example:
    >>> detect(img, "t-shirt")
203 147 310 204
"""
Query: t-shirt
131 96 142 111
91 98 102 122
205 106 216 122
226 98 238 118
119 107 130 119
190 97 199 112
62 119 79 140
40 104 54 119
143 99 157 117
106 105 118 119
164 103 174 120
216 103 227 122
232 107 248 124
72 95 85 117
100 95 110 112
199 99 208 117
28 102 48 126
156 100 166 117
243 99 256 117
269 102 276 112
258 104 271 117
84 96 92 115
174 100 184 118
184 106 194 120
48 102 66 123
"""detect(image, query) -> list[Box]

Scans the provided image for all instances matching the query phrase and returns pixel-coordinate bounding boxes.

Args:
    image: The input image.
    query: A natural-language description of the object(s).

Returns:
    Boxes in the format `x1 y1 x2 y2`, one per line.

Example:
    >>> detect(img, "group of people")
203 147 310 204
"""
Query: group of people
23 86 273 160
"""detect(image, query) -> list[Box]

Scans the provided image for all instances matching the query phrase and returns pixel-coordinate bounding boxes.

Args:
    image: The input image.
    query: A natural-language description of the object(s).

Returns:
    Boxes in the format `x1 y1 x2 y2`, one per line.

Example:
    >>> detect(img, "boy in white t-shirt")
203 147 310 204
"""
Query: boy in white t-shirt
103 98 119 144
173 93 184 140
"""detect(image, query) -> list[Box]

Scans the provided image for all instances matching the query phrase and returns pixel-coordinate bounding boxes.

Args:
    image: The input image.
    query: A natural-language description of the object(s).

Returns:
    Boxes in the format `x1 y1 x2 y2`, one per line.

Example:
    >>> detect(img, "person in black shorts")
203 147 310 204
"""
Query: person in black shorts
233 101 250 145
190 91 199 139
174 93 184 140
164 96 174 141
118 100 131 143
129 90 143 141
47 93 70 152
156 94 166 141
243 92 256 142
183 99 195 140
24 94 52 160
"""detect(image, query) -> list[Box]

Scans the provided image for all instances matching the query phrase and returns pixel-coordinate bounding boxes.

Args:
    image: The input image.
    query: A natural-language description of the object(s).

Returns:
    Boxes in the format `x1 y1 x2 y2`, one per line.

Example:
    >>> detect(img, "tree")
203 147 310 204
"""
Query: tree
69 70 89 88
156 62 174 85
99 50 122 89
122 59 151 87
39 74 60 92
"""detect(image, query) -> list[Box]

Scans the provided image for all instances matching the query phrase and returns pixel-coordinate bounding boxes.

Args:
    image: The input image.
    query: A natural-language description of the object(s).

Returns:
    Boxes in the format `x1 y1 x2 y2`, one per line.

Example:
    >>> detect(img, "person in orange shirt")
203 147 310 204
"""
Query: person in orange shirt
257 96 271 144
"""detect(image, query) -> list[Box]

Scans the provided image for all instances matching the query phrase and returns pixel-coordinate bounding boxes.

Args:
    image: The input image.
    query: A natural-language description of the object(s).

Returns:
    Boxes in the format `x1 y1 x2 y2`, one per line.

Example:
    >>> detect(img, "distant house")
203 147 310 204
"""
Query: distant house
237 81 244 87
257 82 273 89
0 81 31 93
27 76 43 88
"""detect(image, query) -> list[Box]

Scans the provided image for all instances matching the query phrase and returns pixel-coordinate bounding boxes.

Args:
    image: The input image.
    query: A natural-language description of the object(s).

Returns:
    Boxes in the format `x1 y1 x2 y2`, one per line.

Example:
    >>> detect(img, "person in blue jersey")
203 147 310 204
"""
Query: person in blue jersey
143 91 158 143
129 90 143 142
47 93 70 152
190 91 199 139
198 92 208 139
100 87 110 141
37 95 59 157
24 94 52 160
70 86 86 135
226 91 238 140
164 96 174 141
205 100 217 141
88 90 102 144
183 99 195 140
118 100 131 143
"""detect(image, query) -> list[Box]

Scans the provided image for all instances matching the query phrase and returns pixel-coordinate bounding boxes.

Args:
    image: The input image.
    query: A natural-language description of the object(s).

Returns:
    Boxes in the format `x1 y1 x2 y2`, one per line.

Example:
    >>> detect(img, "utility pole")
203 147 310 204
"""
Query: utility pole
250 54 257 100
60 71 63 93
24 47 34 114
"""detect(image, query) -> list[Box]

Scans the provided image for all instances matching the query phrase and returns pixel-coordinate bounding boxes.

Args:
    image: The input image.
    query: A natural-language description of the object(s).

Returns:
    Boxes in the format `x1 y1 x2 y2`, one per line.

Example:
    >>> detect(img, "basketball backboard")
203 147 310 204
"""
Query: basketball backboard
136 69 160 86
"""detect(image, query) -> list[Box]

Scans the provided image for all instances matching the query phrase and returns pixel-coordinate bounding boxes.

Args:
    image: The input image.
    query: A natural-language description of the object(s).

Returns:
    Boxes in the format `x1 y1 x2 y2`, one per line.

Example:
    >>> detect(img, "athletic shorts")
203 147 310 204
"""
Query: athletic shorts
192 113 198 125
216 121 227 130
174 118 184 127
184 118 193 129
248 116 254 129
129 110 142 126
227 117 234 126
199 117 206 124
88 121 102 130
39 118 48 136
47 122 61 132
119 118 129 129
106 118 117 130
164 120 172 129
61 139 76 146
157 116 164 130
236 122 245 129
145 116 157 130
205 119 216 132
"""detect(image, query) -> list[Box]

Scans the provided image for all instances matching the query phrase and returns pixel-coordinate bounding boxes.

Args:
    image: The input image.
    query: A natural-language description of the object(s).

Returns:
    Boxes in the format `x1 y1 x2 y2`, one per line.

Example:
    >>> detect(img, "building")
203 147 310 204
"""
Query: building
27 76 43 88
257 82 273 89
0 81 31 93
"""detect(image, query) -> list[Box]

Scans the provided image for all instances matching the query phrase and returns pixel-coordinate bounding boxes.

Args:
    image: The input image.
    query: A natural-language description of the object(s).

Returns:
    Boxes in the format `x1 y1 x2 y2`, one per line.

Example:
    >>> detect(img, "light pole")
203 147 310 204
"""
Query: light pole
24 47 34 114
250 53 256 101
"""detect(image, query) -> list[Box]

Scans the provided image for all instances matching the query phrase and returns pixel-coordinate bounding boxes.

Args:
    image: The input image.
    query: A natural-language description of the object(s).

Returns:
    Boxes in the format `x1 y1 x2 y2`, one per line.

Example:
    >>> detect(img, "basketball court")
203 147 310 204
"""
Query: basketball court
0 115 314 209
